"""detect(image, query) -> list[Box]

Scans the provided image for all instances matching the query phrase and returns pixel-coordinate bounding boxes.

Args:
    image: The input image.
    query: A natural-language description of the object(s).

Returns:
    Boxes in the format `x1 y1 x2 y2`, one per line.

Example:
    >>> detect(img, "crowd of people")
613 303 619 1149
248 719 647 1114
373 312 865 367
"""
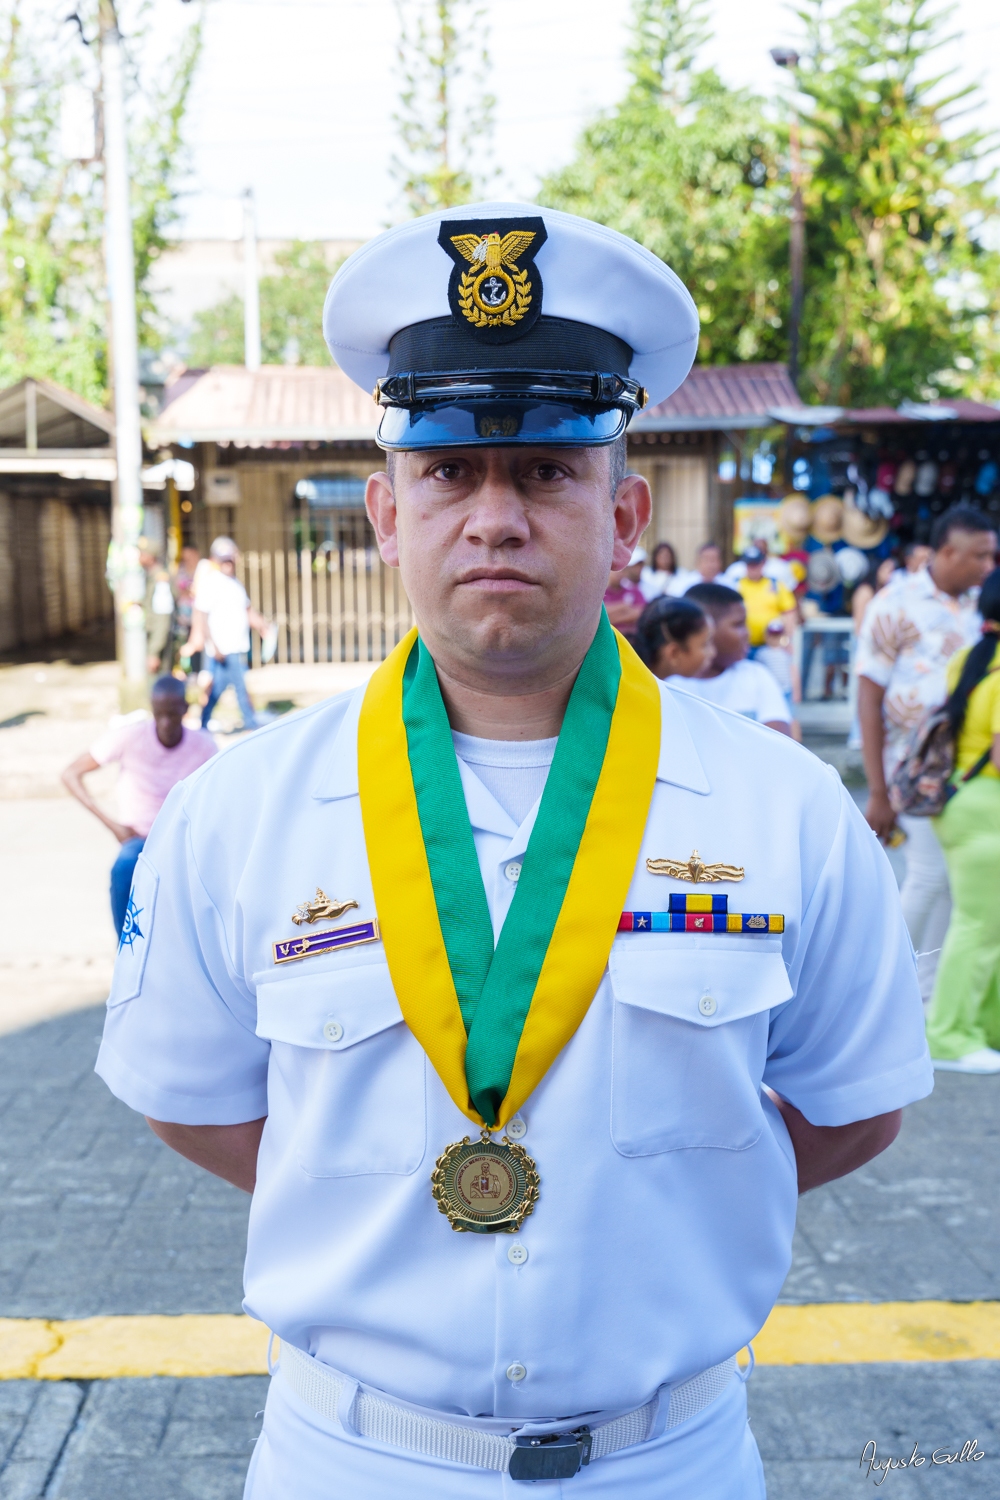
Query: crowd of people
611 501 1000 1078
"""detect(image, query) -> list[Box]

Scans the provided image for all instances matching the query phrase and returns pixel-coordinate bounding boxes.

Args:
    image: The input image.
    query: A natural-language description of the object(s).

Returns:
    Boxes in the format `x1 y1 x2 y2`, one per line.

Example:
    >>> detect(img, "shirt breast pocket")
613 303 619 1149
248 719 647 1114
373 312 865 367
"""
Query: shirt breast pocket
255 960 426 1178
609 941 792 1156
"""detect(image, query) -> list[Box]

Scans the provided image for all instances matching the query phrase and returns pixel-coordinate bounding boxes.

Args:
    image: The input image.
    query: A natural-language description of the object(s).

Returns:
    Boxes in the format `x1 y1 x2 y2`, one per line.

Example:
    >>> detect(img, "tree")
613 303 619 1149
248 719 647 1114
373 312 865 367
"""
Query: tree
0 0 202 403
791 0 1000 405
539 0 782 367
391 0 496 215
187 241 342 368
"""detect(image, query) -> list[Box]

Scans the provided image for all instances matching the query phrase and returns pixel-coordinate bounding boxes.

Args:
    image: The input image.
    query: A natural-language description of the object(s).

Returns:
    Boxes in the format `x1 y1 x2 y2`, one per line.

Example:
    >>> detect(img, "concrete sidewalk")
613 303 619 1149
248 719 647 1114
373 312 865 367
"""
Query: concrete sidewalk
0 1008 997 1497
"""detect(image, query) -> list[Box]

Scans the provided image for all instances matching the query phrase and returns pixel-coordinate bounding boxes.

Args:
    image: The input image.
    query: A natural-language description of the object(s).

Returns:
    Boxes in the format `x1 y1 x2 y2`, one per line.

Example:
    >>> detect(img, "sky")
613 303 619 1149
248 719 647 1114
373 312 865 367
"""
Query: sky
117 0 1000 240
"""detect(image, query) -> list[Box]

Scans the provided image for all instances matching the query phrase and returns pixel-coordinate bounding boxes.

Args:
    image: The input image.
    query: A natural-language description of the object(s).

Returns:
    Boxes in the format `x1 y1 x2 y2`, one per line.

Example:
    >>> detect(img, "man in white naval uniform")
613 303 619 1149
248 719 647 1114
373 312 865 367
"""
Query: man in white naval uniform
96 203 932 1498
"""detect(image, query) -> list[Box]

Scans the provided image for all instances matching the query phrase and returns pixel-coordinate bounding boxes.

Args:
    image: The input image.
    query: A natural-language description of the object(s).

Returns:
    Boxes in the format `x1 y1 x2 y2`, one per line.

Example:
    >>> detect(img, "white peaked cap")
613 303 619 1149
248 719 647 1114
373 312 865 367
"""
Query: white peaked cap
323 201 699 408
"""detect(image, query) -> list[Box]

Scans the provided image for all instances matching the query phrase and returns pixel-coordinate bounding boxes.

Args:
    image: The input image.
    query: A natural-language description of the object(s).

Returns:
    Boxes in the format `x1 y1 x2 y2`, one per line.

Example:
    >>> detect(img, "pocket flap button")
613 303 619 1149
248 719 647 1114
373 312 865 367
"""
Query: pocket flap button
323 1020 344 1042
698 995 717 1017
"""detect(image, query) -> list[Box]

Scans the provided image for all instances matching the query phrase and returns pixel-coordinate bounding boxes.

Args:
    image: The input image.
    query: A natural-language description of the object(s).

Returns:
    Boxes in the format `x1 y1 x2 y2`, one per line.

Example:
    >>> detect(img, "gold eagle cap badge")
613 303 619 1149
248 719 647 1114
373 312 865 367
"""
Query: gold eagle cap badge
291 889 360 926
646 850 745 884
438 216 547 341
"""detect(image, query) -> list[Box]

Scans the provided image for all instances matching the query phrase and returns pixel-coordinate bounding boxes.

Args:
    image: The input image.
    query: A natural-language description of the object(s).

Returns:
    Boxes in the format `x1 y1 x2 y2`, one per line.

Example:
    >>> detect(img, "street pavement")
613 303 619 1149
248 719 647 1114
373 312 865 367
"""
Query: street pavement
1 662 998 1498
1 1006 997 1498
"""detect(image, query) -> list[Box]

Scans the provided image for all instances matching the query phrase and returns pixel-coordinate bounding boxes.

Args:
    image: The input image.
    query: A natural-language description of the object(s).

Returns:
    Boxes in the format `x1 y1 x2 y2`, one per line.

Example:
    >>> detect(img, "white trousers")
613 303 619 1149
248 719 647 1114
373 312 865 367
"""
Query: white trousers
245 1366 766 1500
897 813 952 997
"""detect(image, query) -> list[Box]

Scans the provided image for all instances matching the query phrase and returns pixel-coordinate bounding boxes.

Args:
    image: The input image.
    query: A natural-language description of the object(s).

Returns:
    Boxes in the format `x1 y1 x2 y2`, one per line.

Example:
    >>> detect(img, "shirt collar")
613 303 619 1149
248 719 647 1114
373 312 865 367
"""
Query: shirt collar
312 676 711 801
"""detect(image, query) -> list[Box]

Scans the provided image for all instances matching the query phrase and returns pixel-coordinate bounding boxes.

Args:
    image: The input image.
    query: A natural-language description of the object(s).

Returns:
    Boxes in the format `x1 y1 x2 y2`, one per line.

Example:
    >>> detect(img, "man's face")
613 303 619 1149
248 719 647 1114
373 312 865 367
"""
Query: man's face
139 550 157 572
932 528 997 596
151 691 187 748
745 560 766 581
711 604 750 668
699 548 721 579
365 446 650 679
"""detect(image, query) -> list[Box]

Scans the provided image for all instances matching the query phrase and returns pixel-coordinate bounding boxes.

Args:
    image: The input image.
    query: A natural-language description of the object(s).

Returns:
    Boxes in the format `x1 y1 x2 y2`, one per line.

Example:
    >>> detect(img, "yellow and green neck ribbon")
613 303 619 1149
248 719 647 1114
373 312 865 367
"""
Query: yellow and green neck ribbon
358 610 660 1128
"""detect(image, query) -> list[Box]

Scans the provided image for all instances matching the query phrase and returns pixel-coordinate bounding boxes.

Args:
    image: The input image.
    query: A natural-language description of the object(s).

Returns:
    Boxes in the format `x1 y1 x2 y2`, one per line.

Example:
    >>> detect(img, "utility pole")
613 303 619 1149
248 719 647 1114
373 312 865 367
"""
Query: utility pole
771 47 805 392
243 188 262 371
99 0 148 707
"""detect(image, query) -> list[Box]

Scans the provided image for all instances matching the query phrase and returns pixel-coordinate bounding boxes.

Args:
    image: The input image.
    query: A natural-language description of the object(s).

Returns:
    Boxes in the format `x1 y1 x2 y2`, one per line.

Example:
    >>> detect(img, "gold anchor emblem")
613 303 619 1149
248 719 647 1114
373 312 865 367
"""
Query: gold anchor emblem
291 889 360 926
646 850 745 884
449 229 537 328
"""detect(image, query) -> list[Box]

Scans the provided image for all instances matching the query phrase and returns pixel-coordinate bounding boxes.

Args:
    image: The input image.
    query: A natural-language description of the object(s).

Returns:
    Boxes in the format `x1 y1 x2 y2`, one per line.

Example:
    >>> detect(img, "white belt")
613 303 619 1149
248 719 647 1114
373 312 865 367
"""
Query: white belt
276 1341 738 1481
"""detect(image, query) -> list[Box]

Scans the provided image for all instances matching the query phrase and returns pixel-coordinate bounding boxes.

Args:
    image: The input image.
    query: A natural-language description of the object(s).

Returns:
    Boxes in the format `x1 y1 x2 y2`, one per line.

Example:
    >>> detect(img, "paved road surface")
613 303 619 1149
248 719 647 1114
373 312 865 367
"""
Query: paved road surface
1 1008 997 1498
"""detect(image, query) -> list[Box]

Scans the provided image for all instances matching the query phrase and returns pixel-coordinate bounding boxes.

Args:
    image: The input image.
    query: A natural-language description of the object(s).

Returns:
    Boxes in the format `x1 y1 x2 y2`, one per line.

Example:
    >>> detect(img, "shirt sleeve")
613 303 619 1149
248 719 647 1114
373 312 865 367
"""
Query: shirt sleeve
95 780 270 1125
89 717 145 764
763 779 933 1125
855 593 902 688
775 584 796 613
751 662 792 724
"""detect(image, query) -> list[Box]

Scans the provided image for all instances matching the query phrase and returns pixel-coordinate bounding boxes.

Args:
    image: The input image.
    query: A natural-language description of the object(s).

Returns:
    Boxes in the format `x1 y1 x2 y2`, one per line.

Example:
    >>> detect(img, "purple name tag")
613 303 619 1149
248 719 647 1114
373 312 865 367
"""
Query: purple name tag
272 919 380 965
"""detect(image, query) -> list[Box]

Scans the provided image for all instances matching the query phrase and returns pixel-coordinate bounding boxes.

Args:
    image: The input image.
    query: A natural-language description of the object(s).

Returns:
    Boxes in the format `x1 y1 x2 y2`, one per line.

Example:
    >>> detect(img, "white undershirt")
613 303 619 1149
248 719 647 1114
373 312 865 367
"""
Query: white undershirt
451 732 558 825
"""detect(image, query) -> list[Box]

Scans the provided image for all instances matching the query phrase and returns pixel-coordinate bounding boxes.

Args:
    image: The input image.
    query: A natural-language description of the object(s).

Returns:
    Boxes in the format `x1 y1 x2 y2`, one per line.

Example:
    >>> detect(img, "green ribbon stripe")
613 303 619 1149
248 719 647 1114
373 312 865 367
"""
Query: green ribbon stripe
402 611 621 1124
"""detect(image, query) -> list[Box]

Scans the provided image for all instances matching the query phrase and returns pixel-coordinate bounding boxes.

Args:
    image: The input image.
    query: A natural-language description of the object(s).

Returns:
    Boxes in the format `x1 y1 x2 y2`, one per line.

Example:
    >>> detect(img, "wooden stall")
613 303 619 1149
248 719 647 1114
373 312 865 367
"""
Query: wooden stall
0 380 116 654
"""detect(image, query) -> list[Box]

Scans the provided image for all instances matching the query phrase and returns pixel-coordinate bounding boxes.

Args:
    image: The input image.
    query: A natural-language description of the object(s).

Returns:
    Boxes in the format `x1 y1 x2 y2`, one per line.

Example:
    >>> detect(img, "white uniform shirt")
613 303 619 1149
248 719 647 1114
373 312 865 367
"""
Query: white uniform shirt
97 682 931 1421
666 660 792 724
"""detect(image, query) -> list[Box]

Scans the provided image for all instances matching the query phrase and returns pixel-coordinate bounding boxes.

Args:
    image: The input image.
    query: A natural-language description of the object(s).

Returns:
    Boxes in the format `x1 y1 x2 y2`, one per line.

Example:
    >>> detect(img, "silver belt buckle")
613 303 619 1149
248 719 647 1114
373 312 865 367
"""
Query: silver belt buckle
509 1426 593 1481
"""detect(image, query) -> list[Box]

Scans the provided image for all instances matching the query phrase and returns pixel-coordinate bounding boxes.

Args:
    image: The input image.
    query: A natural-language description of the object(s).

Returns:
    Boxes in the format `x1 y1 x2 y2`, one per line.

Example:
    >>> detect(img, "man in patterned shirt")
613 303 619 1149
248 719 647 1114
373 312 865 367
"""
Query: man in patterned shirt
856 505 996 991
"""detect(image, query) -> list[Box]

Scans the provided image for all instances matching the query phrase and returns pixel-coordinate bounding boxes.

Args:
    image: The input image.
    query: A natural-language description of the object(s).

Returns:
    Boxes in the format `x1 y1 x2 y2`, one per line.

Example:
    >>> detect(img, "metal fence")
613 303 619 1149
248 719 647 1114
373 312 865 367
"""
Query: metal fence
239 513 413 666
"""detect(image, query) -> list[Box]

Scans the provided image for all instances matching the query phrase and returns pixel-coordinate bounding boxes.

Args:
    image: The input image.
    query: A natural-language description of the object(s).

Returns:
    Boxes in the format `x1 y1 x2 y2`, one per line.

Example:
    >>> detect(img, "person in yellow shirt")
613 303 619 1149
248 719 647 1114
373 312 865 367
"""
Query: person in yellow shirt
926 567 1000 1072
734 545 797 652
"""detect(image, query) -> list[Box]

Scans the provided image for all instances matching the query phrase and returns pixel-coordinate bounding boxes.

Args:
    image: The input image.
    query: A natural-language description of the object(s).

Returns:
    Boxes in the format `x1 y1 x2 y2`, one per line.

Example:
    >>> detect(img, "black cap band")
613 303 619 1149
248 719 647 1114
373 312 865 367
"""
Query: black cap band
387 315 633 376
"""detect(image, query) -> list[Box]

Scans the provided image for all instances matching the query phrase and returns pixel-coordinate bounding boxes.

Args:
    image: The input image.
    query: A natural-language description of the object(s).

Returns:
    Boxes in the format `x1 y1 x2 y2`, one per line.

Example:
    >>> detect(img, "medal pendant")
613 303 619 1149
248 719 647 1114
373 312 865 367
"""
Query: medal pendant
432 1131 539 1234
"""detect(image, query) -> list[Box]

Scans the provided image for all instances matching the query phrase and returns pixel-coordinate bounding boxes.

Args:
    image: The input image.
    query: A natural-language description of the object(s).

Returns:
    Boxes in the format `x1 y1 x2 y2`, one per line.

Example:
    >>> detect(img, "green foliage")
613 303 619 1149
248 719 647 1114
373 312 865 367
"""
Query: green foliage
187 241 341 368
539 0 1000 404
792 0 1000 405
0 0 202 405
391 0 496 215
539 0 783 368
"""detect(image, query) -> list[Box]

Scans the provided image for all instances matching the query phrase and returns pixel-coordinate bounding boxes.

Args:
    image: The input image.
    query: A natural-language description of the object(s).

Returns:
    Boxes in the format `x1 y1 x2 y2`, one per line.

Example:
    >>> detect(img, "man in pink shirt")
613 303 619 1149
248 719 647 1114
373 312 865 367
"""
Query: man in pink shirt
62 677 217 938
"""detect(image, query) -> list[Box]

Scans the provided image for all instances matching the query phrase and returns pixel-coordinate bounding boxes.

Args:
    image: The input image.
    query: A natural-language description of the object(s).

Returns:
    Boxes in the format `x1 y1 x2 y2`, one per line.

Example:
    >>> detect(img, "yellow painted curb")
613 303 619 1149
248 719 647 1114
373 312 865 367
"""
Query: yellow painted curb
0 1315 271 1380
1 1303 998 1380
751 1300 1000 1365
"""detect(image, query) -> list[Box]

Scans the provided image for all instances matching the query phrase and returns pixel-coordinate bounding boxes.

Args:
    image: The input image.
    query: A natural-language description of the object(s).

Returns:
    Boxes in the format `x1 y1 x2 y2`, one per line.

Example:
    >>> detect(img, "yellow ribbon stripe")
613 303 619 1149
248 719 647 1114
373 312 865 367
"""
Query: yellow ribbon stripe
500 634 660 1125
358 628 474 1122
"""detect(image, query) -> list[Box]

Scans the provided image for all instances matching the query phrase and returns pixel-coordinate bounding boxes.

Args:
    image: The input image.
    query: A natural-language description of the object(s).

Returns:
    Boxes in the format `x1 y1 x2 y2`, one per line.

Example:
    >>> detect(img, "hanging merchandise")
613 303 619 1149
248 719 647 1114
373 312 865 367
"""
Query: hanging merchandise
974 458 998 498
937 456 958 494
806 549 841 594
808 454 832 499
876 461 898 492
842 501 889 550
792 456 811 491
836 547 870 586
811 495 844 544
914 458 939 497
894 460 917 496
868 488 895 519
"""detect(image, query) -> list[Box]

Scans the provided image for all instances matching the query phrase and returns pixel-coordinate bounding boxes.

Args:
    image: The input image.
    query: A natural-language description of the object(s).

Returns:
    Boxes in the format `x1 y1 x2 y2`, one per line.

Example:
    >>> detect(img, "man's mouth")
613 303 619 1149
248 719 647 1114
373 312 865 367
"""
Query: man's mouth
455 569 540 593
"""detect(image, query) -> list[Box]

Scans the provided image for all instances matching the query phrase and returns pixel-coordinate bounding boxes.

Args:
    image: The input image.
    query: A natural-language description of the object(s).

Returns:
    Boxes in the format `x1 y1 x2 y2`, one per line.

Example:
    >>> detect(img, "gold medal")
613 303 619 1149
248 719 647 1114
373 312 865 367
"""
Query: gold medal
432 1132 539 1234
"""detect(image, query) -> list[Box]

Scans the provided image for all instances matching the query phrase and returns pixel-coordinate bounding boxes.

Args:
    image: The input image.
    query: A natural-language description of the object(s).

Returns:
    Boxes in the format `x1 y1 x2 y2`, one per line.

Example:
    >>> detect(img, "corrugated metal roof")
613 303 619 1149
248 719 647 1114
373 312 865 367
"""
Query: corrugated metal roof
839 399 1000 425
150 365 379 446
633 363 802 431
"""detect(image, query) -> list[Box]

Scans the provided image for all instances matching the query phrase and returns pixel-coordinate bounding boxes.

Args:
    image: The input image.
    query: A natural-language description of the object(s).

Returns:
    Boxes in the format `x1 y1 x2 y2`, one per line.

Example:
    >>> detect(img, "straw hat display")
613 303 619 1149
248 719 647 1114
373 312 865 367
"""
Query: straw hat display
842 498 889 550
806 549 841 594
776 495 812 542
811 495 844 544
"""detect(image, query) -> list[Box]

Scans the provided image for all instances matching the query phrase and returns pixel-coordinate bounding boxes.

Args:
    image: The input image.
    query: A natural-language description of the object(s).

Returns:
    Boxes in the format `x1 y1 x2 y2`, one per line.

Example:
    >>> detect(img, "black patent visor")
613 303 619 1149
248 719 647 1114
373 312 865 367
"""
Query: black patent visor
377 401 629 451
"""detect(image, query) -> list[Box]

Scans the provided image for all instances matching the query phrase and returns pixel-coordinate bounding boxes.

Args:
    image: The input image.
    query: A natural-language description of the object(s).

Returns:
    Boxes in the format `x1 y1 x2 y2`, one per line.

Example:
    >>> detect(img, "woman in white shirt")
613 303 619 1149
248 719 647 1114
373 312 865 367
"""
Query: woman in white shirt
639 541 681 601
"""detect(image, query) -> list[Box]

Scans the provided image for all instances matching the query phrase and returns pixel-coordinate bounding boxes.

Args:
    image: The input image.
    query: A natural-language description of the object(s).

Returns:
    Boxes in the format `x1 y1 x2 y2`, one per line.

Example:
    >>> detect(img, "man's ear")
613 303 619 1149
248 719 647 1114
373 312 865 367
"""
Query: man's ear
365 471 399 567
610 472 651 571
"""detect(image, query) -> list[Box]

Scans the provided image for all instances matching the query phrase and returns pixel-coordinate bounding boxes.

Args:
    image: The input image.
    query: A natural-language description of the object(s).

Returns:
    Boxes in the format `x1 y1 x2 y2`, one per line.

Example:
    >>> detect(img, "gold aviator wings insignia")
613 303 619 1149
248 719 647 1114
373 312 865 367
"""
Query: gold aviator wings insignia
646 850 745 884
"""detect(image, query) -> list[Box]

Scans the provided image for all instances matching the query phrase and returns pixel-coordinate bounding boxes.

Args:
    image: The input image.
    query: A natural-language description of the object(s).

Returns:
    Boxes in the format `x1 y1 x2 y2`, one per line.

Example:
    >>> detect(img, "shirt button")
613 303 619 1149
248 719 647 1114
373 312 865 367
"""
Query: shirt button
504 861 522 883
507 1243 528 1265
698 995 717 1017
323 1020 344 1042
506 1362 527 1382
506 1115 527 1140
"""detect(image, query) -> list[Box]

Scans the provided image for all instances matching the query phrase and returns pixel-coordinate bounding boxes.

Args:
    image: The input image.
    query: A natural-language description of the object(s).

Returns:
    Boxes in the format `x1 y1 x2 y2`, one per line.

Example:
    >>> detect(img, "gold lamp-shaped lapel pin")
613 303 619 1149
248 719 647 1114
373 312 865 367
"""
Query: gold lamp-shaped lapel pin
291 889 360 926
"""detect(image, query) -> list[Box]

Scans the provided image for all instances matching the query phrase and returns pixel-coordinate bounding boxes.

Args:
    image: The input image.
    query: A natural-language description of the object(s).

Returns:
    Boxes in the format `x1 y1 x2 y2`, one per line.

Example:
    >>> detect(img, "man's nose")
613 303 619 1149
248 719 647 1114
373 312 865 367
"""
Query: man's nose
463 477 530 549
